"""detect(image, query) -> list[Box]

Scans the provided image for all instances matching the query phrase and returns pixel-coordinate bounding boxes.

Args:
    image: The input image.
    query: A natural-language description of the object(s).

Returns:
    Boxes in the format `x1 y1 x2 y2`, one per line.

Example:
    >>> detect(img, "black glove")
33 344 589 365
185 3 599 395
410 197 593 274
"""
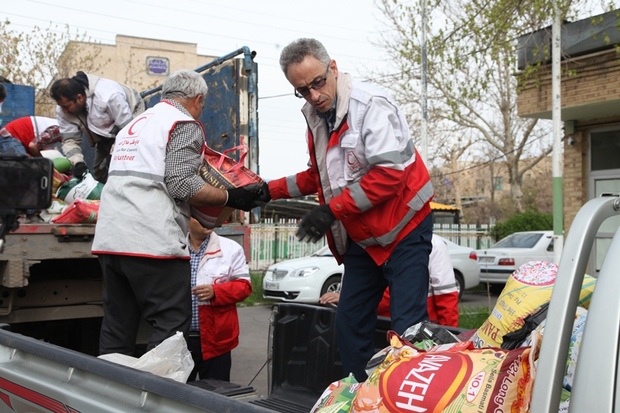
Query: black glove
296 204 336 243
71 162 88 180
257 182 271 204
225 183 266 211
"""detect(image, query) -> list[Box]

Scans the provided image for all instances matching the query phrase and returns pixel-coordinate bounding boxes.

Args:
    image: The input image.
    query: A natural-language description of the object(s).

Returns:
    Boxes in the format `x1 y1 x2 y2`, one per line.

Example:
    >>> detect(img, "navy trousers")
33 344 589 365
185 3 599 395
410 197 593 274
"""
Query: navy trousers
335 213 433 381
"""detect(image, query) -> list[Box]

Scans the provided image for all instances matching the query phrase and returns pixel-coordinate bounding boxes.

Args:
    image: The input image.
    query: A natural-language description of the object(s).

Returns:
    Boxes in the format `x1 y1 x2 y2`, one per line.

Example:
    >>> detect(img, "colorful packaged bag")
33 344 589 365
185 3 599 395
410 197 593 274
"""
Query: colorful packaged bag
56 173 104 204
52 199 99 224
192 145 263 228
311 374 361 413
52 169 70 194
351 331 538 413
471 261 596 348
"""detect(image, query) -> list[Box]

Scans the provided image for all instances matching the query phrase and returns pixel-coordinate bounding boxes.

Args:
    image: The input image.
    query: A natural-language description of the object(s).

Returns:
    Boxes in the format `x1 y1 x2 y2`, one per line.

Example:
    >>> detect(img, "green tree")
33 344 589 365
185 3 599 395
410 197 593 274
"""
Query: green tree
0 19 105 117
490 209 553 241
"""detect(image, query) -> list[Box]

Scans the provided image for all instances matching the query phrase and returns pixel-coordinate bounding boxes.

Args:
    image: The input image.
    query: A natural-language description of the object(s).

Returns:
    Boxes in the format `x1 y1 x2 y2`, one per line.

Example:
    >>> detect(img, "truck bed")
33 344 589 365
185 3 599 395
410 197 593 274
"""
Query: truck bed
0 323 274 413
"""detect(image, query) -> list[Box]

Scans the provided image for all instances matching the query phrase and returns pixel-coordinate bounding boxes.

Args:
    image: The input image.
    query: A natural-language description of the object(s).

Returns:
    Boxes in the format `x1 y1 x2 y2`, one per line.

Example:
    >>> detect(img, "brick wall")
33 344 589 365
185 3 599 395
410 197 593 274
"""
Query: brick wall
518 49 620 234
562 130 588 232
518 49 620 116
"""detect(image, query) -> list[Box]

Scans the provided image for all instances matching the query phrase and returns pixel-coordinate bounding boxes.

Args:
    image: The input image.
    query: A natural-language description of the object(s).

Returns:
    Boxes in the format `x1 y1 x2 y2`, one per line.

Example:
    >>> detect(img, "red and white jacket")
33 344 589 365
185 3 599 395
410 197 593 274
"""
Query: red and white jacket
195 232 252 360
268 73 433 265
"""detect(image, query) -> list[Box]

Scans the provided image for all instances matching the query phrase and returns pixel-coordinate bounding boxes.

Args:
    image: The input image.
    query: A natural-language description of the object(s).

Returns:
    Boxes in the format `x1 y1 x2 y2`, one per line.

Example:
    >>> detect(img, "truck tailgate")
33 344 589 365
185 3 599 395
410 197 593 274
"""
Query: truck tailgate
0 325 274 413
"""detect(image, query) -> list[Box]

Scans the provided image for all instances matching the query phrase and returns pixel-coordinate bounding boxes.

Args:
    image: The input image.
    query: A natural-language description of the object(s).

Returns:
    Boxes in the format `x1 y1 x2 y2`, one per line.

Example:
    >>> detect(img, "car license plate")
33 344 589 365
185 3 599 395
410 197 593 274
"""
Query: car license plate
265 282 279 290
479 257 494 263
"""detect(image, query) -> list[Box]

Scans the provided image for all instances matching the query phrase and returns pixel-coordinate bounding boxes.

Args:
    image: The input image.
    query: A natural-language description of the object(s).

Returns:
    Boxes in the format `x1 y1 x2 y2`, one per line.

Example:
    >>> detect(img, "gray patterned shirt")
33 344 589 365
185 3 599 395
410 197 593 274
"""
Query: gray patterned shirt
164 99 206 202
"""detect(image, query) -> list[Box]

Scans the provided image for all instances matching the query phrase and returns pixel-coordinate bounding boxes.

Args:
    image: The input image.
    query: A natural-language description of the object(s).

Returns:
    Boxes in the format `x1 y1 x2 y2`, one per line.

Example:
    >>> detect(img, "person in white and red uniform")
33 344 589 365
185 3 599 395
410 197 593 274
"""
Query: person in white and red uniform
186 217 252 382
92 70 265 356
0 116 61 157
258 38 435 381
50 71 145 183
321 234 460 327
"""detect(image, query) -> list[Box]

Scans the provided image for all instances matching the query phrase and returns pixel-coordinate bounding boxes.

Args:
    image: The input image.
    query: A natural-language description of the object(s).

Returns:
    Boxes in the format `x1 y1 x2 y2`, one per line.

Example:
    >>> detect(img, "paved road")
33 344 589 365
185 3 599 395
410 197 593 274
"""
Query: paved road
231 288 500 397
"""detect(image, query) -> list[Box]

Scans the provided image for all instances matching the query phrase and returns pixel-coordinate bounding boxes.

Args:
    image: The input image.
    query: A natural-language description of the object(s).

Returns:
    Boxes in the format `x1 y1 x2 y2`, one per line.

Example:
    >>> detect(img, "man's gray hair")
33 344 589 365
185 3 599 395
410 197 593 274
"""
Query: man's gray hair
162 69 208 101
279 38 331 76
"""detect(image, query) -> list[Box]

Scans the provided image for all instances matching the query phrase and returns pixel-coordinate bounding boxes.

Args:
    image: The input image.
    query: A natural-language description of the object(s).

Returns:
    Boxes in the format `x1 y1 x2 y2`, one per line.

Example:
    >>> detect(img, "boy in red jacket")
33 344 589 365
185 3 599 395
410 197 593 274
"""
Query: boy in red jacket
186 217 252 381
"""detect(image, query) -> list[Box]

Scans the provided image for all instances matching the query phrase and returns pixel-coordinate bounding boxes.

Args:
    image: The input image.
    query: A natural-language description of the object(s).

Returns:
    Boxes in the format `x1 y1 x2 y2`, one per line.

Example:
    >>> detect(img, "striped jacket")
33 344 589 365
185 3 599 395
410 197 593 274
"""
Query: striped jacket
268 73 433 265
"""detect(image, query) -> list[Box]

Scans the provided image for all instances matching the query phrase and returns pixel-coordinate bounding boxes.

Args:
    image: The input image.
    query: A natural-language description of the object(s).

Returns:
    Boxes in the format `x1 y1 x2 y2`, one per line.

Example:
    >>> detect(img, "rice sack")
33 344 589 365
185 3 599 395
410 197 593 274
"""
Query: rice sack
471 261 596 348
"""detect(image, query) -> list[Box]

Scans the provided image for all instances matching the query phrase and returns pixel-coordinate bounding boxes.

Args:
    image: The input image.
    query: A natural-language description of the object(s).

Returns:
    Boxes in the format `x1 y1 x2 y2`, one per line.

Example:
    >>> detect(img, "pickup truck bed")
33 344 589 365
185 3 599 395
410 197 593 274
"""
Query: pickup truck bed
3 195 618 412
0 301 391 413
0 322 274 413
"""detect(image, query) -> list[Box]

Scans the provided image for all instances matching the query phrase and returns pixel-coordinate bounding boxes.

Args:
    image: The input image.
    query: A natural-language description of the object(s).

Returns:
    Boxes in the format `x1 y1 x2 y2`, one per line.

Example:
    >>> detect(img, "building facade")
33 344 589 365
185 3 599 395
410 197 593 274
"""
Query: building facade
517 9 620 273
60 34 215 95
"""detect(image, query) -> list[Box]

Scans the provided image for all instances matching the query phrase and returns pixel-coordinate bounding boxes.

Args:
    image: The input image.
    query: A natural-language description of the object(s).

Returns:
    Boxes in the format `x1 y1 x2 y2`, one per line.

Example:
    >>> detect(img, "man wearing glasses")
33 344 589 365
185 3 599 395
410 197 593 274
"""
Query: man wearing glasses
258 38 434 381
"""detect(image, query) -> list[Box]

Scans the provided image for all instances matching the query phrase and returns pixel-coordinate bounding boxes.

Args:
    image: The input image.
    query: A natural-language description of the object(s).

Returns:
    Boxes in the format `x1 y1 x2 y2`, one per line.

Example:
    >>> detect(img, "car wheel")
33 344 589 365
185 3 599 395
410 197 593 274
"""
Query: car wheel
320 275 342 296
454 271 465 300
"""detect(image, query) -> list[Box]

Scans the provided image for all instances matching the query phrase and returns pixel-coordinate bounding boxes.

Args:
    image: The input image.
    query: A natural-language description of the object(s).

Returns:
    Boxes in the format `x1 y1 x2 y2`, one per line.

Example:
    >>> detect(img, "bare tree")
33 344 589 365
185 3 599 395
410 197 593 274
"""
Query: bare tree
375 0 573 212
0 20 105 117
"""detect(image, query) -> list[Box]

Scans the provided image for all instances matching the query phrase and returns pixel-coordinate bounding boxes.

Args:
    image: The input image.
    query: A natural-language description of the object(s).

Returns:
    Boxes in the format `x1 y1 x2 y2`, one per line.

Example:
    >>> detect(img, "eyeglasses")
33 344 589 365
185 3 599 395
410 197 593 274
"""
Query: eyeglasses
294 66 330 99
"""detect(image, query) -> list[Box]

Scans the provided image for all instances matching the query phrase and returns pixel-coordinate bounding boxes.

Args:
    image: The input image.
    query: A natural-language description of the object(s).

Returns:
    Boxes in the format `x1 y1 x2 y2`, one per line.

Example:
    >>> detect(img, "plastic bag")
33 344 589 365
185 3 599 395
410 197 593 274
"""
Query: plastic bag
98 332 194 383
192 145 264 228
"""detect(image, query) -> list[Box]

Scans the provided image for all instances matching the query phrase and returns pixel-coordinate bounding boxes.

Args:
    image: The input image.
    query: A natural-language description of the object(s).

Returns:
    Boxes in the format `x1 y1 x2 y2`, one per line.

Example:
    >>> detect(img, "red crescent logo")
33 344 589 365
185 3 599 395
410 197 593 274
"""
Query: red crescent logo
128 116 147 135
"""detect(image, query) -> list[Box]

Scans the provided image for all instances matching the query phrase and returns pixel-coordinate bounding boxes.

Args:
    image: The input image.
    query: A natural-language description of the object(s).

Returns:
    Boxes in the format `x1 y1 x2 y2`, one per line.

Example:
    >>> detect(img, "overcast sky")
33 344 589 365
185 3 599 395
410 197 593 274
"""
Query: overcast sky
3 0 395 179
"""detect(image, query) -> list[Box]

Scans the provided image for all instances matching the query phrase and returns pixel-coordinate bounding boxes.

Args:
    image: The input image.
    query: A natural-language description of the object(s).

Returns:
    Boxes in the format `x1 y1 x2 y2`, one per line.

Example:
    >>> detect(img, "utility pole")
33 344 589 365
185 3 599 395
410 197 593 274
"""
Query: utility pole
420 0 428 163
552 5 564 263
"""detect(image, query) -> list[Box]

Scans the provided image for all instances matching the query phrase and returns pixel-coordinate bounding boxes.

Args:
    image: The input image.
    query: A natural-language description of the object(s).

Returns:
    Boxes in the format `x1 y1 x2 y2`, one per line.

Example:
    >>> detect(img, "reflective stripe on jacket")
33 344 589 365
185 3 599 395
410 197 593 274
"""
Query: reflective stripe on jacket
92 101 199 258
268 73 433 265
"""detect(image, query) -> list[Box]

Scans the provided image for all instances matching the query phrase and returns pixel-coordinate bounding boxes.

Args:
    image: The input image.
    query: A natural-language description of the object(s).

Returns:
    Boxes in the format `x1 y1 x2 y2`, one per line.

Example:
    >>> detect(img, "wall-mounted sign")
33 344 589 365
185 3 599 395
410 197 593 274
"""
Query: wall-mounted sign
146 57 170 76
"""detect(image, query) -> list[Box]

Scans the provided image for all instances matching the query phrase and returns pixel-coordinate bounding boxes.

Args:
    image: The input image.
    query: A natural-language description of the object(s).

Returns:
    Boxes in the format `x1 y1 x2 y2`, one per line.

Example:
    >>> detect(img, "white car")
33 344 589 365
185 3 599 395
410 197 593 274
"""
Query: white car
476 230 554 285
262 235 480 303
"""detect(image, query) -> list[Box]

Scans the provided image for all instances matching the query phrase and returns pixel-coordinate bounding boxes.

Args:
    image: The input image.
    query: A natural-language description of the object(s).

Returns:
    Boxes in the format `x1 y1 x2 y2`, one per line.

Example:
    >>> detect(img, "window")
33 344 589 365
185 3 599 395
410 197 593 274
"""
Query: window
591 130 620 171
493 232 542 248
589 126 620 274
493 177 503 190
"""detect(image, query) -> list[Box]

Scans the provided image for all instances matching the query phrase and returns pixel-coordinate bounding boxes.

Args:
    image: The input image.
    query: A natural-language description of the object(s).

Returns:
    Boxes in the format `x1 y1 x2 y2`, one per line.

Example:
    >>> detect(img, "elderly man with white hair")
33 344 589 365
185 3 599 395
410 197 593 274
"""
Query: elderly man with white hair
92 69 263 356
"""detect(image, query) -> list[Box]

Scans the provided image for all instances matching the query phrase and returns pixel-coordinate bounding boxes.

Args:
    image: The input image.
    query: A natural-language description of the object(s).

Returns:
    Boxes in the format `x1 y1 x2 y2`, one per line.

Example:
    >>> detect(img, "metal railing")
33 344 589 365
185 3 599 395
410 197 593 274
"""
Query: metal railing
248 222 493 271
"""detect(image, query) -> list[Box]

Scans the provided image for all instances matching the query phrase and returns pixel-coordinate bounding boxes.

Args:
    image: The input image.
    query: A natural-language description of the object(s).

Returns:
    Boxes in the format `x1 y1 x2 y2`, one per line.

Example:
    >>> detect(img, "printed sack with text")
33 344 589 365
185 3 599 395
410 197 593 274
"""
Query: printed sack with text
52 199 100 224
192 145 263 228
310 374 361 413
56 172 104 204
351 331 538 413
470 261 596 348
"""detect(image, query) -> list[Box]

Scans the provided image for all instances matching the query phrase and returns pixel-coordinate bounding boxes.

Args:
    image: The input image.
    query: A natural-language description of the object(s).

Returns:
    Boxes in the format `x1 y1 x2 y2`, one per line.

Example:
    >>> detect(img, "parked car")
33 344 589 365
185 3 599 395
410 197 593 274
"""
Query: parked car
262 235 480 303
477 230 554 285
441 236 481 297
262 245 341 304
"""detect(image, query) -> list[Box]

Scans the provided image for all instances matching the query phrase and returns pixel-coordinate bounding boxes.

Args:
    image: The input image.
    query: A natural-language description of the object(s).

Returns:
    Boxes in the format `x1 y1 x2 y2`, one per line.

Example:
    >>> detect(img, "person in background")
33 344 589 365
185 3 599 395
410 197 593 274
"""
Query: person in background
91 69 265 357
50 71 145 183
426 234 460 326
186 217 252 382
320 234 459 327
0 116 61 157
258 38 434 381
